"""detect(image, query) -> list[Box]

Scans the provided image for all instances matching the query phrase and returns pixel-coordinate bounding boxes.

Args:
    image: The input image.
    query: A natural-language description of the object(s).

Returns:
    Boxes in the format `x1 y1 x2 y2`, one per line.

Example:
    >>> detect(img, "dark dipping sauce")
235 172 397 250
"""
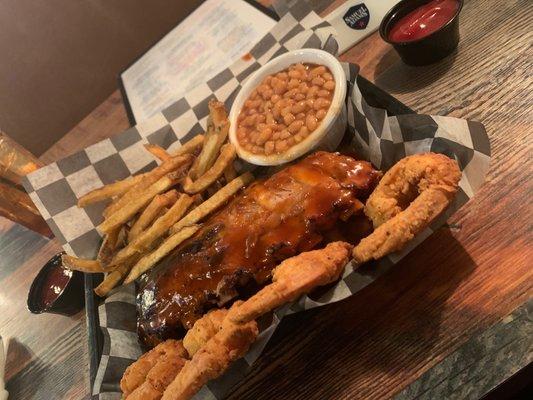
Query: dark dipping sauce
388 0 460 43
40 260 72 308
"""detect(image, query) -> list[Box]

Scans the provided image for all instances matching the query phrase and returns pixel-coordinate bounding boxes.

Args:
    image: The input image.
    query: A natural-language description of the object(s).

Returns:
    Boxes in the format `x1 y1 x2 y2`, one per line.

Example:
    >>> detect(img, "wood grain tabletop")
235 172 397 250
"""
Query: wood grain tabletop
2 0 532 399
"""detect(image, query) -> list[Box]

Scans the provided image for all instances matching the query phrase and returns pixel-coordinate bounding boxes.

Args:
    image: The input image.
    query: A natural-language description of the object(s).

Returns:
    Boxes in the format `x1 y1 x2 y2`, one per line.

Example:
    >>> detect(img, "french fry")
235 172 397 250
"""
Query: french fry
62 254 104 273
170 172 254 234
183 144 236 194
188 101 229 179
128 190 179 242
124 225 200 284
77 173 147 207
94 258 137 297
144 144 172 162
97 227 121 267
104 154 192 218
223 163 237 182
170 135 204 157
110 194 194 266
99 173 180 234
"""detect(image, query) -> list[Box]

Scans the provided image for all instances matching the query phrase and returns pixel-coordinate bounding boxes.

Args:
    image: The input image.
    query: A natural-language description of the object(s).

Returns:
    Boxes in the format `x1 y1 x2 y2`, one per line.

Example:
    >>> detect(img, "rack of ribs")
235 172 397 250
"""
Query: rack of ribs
137 151 381 348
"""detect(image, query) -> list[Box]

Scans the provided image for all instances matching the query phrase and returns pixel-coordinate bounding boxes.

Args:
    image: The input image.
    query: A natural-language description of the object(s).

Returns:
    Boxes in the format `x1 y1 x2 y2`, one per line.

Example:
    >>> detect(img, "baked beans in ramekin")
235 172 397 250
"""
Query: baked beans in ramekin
236 63 335 156
229 49 347 166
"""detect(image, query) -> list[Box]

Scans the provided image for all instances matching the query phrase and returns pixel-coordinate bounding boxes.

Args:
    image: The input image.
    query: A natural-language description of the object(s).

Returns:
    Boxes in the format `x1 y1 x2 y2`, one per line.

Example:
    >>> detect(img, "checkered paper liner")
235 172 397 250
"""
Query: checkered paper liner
22 3 490 400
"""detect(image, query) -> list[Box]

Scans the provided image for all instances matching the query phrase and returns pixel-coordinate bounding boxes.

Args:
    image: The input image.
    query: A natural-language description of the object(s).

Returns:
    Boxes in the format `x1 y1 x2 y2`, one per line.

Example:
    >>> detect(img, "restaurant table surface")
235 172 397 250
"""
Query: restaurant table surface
1 0 532 399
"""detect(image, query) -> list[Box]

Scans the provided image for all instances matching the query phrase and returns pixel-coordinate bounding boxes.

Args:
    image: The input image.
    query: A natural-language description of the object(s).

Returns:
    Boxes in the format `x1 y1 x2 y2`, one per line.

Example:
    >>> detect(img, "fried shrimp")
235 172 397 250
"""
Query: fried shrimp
120 339 187 397
126 351 187 400
161 311 258 400
183 309 228 357
227 241 353 324
353 153 461 263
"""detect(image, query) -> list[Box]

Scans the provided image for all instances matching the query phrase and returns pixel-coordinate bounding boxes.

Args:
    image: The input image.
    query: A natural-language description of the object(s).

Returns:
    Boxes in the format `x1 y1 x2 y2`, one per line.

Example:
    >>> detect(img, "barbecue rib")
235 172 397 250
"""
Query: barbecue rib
137 152 381 348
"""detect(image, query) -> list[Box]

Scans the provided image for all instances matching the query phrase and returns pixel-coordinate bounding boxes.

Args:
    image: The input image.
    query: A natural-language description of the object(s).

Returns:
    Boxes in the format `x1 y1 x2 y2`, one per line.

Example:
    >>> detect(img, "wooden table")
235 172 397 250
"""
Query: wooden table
2 0 532 398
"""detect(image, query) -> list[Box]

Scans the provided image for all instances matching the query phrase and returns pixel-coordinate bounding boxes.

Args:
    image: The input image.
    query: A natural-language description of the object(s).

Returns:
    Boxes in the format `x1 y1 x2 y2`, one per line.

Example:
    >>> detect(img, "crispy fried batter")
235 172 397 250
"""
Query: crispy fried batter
353 153 461 263
126 351 187 400
161 313 258 400
183 309 228 357
120 339 187 397
227 241 353 324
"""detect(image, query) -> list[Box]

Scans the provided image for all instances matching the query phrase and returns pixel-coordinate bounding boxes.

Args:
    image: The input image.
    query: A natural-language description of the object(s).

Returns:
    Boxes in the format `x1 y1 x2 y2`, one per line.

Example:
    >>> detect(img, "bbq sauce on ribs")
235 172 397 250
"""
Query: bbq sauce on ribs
137 152 381 348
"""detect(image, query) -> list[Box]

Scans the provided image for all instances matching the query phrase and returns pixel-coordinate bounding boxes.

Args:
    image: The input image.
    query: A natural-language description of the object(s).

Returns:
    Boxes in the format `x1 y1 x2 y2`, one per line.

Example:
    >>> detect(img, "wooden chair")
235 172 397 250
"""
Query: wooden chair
0 132 53 237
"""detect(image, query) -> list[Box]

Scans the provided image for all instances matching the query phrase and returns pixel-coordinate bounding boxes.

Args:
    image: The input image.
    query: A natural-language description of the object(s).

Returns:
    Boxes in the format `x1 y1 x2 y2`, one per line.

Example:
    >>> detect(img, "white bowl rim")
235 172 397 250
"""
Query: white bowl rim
229 48 347 166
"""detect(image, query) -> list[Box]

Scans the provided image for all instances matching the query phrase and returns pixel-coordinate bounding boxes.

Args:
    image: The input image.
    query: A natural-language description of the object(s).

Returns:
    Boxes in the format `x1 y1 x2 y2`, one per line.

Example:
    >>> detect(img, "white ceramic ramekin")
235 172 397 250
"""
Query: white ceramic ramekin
229 49 347 166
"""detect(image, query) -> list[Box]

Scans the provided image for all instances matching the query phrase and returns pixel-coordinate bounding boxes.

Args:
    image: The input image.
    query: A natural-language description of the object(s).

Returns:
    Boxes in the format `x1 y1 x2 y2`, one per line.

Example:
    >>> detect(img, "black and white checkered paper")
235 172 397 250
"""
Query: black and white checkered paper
23 2 490 399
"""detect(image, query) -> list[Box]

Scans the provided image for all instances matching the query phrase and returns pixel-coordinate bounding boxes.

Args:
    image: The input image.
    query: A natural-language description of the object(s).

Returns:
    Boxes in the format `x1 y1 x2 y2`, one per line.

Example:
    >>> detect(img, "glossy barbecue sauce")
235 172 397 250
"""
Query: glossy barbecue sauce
388 0 460 43
137 152 381 348
40 260 72 308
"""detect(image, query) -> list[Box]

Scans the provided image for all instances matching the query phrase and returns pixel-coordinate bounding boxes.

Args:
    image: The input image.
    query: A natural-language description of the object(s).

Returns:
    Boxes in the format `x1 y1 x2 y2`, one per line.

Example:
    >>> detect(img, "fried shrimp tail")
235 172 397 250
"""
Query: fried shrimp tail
353 153 461 263
228 241 353 324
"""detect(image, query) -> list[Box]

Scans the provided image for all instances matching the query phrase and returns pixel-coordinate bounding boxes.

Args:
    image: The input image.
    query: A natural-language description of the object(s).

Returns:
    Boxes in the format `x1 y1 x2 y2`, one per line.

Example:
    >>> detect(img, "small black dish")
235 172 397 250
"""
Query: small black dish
27 252 85 316
380 0 463 66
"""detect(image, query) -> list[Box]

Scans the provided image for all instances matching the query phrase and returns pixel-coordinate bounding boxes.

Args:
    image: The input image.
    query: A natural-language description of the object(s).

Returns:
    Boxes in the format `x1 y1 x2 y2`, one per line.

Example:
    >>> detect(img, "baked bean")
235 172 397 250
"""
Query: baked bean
310 65 326 77
237 62 335 155
316 109 327 120
314 98 331 111
288 70 300 79
307 86 319 98
292 101 306 114
298 82 309 93
257 128 272 145
312 77 325 86
298 126 309 137
283 112 296 125
275 140 288 152
288 120 304 134
272 80 287 95
288 78 300 89
306 114 318 132
264 141 275 155
284 88 299 99
279 130 291 140
280 106 292 117
261 88 273 100
323 80 335 91
271 94 281 104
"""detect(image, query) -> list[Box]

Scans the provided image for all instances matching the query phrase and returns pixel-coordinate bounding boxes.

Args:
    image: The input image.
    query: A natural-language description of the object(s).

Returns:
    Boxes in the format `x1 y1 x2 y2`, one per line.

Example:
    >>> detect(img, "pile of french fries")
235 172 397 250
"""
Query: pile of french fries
63 100 254 297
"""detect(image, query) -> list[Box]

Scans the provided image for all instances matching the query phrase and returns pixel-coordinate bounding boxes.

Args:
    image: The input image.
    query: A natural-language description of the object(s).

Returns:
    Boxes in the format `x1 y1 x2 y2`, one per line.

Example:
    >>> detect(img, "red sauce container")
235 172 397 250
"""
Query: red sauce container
380 0 463 66
28 252 85 316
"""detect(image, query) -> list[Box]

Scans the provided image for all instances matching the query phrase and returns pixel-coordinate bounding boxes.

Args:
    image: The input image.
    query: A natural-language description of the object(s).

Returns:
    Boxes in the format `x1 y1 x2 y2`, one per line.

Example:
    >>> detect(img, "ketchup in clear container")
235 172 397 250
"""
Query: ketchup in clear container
388 0 460 43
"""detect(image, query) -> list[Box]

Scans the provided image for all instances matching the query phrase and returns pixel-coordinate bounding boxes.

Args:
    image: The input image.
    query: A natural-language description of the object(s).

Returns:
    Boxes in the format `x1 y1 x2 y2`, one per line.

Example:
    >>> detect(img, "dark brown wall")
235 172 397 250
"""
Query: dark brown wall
0 0 203 155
